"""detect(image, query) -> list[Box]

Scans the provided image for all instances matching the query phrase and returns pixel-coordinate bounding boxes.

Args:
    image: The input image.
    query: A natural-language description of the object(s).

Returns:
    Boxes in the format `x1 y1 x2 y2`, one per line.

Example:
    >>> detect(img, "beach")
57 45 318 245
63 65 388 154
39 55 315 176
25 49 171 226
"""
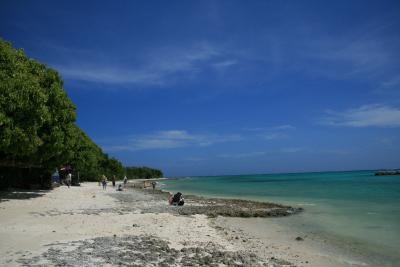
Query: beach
0 182 385 266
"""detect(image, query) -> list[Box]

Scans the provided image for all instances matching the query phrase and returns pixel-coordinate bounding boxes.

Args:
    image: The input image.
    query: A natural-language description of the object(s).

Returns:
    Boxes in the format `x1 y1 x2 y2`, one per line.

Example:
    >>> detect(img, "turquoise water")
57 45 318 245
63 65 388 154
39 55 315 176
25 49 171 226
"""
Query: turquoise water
161 171 400 264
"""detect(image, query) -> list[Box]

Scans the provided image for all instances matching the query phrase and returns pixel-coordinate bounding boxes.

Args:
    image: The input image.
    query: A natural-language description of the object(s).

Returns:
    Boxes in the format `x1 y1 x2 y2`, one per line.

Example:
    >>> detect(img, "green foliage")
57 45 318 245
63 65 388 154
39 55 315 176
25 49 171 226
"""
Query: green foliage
0 39 76 169
0 39 125 188
99 154 125 180
125 166 163 179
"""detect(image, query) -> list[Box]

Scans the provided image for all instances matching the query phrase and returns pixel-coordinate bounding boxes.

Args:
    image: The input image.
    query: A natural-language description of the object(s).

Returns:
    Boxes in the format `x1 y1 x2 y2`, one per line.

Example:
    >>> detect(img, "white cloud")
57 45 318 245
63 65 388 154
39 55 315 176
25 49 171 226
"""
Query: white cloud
322 104 400 127
53 43 238 86
246 124 295 140
280 147 305 153
262 132 288 140
107 130 242 151
271 124 296 130
310 39 391 76
213 60 237 69
57 67 164 85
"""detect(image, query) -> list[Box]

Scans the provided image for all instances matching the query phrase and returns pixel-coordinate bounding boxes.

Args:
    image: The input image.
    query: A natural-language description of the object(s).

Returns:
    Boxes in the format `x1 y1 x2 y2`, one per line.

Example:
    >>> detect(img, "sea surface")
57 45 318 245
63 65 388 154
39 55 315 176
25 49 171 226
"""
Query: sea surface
161 170 400 265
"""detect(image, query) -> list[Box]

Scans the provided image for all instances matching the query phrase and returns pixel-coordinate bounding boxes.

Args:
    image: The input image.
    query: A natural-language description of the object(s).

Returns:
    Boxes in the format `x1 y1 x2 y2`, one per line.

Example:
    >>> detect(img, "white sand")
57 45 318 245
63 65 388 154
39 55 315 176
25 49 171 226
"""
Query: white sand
0 182 366 266
0 183 231 266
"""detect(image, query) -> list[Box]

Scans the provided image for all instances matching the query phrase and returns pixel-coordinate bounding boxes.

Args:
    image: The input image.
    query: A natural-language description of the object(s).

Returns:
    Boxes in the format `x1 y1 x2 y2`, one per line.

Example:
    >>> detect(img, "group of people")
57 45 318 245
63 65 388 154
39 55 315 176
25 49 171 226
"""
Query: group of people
64 173 184 206
98 174 184 206
100 175 128 190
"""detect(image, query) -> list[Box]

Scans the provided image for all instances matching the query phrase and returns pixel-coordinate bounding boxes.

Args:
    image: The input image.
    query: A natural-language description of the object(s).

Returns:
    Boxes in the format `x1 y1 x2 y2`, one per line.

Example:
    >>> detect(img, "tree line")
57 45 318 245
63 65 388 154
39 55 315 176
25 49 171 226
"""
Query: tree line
125 166 163 179
0 39 161 189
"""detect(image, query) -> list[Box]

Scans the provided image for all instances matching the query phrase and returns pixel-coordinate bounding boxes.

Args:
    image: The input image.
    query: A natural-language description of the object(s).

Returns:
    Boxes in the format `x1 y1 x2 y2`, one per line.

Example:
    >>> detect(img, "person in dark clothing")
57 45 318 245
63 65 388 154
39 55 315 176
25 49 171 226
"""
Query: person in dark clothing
171 192 184 206
112 175 116 187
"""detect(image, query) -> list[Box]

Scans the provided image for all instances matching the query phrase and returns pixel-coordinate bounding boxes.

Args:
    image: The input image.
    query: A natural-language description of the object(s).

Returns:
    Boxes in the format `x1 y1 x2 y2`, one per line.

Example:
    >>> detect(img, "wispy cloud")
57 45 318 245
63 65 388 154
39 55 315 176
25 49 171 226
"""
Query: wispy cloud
218 147 307 158
271 124 296 130
322 104 400 127
245 124 295 140
218 151 266 159
381 75 400 89
213 60 237 69
52 43 238 86
307 39 391 77
262 132 288 140
280 147 305 153
377 136 397 146
106 130 242 151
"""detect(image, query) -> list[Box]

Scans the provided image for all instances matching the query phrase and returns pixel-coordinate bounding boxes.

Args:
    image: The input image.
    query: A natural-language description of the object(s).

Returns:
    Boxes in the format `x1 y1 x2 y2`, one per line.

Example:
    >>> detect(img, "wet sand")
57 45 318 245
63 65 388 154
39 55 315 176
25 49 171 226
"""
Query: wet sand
0 182 370 266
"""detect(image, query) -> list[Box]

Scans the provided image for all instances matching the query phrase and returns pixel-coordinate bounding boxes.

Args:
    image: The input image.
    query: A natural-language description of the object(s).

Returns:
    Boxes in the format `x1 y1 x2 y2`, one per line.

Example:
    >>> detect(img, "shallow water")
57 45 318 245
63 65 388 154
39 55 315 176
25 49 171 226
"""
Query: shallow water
161 171 400 265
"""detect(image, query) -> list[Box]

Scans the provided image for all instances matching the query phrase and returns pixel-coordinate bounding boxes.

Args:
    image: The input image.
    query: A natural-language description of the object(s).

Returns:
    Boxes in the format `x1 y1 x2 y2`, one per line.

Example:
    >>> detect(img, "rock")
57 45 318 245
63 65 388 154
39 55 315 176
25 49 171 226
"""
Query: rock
295 236 304 241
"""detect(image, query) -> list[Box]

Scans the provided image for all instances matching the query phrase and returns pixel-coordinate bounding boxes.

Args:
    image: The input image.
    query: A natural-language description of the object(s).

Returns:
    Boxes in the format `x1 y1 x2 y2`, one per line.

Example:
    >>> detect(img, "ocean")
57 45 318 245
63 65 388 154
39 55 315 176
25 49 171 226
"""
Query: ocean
161 170 400 265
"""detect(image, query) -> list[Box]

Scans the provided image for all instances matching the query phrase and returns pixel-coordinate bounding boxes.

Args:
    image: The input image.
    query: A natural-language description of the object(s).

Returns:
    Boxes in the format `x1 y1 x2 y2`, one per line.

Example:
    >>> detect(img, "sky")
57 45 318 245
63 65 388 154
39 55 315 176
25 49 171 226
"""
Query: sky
1 0 400 176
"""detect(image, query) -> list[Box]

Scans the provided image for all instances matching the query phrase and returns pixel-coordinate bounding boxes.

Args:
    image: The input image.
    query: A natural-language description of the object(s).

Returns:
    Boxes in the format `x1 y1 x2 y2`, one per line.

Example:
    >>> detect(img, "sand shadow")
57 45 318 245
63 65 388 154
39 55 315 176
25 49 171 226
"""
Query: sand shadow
0 190 49 202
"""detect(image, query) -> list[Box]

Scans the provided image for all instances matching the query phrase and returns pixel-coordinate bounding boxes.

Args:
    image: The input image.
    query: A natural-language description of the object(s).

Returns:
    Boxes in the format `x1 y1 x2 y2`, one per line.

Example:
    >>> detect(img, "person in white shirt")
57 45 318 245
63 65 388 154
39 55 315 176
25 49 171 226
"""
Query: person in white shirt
66 173 72 188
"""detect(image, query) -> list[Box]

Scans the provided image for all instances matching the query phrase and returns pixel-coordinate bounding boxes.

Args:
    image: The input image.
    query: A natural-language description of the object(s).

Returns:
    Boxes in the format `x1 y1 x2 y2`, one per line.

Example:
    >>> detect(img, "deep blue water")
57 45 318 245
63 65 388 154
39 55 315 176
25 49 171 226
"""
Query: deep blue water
161 170 400 263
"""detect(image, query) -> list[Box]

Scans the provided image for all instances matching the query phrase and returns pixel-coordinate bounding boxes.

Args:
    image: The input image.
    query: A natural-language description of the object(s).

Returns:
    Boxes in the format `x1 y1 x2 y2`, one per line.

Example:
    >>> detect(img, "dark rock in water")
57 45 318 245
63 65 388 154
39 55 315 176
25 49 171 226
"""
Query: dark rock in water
295 236 304 241
375 169 400 176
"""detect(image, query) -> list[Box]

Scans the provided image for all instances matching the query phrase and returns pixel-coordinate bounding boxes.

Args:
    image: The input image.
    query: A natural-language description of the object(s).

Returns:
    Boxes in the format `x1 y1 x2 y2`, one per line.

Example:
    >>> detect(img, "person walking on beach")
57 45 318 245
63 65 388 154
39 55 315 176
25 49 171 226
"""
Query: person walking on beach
112 175 116 187
151 181 156 190
66 172 72 188
123 176 128 185
101 175 107 190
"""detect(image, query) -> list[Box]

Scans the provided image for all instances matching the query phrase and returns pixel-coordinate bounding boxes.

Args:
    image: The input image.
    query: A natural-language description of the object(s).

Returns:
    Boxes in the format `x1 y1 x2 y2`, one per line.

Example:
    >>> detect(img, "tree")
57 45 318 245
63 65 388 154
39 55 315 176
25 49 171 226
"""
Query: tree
0 39 126 188
125 166 164 179
0 39 76 188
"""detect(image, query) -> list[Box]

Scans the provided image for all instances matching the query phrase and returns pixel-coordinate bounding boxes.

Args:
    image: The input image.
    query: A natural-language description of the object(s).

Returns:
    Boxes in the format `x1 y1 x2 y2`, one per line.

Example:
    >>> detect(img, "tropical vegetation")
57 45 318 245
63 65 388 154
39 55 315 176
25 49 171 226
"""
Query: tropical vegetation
125 166 163 179
0 39 131 188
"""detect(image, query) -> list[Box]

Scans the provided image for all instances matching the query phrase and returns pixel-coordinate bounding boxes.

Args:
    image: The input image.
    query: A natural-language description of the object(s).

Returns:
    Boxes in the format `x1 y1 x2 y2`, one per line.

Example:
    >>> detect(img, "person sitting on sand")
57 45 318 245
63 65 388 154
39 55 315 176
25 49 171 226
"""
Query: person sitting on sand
170 192 184 206
117 184 123 191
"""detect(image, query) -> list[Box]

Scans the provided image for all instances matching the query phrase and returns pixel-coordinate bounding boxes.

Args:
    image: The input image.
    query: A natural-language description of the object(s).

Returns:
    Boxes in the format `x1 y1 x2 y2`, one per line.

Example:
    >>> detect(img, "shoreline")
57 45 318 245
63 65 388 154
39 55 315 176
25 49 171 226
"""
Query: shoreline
150 181 398 267
126 182 303 218
137 185 397 266
0 182 390 266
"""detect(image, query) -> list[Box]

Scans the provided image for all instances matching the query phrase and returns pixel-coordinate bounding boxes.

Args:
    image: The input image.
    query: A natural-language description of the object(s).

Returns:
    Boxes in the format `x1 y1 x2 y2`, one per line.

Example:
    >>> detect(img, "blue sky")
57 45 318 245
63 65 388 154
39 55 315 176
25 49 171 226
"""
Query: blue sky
1 0 400 176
